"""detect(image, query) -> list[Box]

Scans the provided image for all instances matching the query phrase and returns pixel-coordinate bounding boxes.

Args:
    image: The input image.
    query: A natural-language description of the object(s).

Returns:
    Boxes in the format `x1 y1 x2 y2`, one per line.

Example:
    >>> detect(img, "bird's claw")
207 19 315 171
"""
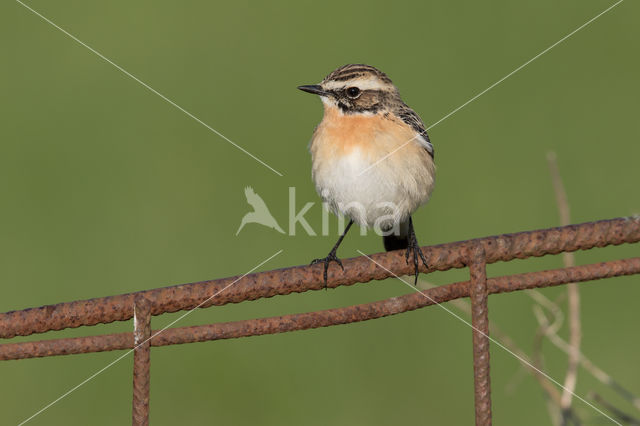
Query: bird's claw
310 250 344 288
405 236 429 286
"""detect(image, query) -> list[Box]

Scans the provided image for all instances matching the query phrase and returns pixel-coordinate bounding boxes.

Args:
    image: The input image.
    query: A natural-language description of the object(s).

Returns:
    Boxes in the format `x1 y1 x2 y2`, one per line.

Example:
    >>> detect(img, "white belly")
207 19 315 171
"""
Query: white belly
312 146 434 230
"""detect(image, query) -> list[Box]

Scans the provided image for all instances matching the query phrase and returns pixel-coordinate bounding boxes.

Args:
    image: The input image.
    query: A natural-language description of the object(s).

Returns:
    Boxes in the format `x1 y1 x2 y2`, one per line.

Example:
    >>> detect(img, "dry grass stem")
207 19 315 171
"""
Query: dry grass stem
547 151 581 413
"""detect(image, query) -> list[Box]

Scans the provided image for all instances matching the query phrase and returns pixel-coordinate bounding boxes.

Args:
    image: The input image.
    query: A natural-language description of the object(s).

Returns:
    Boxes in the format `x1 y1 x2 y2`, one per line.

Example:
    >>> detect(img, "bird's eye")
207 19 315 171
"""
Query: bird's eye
345 87 361 98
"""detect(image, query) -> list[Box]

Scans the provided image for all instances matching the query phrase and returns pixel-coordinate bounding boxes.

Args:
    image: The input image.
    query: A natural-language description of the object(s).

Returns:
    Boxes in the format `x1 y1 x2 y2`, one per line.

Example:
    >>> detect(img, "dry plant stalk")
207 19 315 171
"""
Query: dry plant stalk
547 152 582 416
412 154 640 425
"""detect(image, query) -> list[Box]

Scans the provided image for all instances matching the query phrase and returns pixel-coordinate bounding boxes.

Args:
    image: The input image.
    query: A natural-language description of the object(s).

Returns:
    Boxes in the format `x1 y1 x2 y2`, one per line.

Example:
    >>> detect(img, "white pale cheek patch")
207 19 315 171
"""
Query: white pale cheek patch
320 97 337 108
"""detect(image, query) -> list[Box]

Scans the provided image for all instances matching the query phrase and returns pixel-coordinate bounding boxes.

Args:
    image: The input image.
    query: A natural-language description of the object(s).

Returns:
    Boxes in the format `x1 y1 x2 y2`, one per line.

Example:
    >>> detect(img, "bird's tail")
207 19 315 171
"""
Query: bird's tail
382 219 410 252
383 234 408 251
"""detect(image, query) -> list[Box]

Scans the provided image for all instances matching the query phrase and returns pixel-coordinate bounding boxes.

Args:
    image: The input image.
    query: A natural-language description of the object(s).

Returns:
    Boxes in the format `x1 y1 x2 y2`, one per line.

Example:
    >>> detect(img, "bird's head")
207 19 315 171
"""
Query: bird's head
298 64 400 115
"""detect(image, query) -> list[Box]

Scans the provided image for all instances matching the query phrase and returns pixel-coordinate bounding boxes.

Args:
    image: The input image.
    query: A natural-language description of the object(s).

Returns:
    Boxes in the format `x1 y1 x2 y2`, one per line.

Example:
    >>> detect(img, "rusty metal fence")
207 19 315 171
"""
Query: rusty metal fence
1 216 639 425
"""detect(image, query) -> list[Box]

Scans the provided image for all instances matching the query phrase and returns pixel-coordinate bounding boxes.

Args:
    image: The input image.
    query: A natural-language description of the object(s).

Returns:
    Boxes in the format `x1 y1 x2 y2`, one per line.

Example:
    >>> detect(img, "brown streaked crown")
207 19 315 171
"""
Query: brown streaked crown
322 64 393 85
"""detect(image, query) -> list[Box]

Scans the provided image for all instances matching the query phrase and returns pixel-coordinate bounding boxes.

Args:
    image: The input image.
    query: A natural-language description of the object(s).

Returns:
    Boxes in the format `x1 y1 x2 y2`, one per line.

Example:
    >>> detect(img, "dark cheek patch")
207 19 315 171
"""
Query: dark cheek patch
337 101 351 112
358 93 377 108
338 90 384 114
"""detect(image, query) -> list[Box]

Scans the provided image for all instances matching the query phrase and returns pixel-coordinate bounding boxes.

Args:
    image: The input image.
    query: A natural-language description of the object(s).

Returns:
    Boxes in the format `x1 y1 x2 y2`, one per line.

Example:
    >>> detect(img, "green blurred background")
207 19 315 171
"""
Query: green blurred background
1 0 638 424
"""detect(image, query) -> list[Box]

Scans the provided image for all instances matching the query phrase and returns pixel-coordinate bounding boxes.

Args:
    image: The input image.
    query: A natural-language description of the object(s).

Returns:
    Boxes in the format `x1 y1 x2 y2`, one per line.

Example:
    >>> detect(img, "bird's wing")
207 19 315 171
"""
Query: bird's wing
397 104 434 159
245 186 269 211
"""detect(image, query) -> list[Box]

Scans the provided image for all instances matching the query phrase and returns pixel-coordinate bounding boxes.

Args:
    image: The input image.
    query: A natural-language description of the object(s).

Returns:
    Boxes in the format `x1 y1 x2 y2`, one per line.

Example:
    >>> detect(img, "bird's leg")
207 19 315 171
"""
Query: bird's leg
405 216 429 286
310 220 354 288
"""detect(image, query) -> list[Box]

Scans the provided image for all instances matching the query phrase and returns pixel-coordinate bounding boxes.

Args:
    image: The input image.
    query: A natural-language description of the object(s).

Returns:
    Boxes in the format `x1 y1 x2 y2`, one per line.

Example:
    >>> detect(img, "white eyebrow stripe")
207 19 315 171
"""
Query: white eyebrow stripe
322 76 391 91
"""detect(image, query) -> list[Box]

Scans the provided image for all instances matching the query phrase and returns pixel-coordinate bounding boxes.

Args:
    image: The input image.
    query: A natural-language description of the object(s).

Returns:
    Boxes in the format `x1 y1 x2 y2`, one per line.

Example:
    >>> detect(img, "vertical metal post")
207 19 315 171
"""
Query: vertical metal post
469 243 492 426
132 295 151 426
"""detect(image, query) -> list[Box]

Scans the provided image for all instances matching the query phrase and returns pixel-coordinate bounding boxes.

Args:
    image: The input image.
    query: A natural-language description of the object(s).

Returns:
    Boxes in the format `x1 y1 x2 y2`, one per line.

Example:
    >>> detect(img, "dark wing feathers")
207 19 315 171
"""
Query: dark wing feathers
397 105 434 159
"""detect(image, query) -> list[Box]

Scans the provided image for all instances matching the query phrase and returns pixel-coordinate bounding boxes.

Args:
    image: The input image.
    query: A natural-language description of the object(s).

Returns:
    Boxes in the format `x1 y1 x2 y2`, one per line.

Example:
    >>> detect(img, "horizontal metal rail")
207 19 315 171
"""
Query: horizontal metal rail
1 257 638 361
1 217 638 339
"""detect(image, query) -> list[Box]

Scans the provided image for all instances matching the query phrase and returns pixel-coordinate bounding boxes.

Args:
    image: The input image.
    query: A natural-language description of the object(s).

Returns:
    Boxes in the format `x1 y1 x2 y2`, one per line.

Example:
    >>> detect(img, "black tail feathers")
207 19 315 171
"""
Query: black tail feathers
383 234 409 252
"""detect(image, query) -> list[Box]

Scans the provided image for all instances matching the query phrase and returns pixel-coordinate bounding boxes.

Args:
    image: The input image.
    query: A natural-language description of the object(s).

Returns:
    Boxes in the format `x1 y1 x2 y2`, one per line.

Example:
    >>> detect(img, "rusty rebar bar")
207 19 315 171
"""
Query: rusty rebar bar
2 257 638 361
1 217 638 339
132 296 151 426
469 244 492 425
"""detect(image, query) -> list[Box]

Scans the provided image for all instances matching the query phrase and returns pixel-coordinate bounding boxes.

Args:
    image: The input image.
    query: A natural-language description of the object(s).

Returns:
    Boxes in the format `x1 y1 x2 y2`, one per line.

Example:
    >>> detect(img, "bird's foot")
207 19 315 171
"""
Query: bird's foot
405 235 429 286
310 249 344 289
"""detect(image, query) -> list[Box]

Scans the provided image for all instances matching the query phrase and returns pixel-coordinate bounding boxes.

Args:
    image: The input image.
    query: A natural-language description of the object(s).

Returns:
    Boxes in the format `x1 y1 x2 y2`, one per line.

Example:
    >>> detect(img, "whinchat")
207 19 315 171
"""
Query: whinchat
298 64 435 286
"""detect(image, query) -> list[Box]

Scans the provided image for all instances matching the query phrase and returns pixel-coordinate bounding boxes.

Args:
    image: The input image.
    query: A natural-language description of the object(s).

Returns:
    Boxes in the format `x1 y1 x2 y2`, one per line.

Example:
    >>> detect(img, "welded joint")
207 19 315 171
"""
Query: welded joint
469 243 492 426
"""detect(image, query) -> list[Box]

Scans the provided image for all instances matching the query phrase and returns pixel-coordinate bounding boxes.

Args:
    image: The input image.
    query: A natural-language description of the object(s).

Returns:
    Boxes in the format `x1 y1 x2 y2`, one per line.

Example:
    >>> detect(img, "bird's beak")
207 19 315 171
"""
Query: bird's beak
297 84 328 96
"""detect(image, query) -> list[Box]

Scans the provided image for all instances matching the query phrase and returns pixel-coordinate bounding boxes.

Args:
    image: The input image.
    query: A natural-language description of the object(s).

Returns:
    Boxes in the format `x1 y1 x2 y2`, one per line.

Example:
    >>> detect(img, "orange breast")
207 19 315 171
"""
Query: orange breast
314 107 379 153
311 105 417 161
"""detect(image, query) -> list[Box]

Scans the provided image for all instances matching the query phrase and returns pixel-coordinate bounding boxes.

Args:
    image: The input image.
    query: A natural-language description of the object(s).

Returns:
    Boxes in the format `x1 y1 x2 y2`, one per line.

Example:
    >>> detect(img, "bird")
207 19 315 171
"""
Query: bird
236 186 285 235
298 64 435 287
